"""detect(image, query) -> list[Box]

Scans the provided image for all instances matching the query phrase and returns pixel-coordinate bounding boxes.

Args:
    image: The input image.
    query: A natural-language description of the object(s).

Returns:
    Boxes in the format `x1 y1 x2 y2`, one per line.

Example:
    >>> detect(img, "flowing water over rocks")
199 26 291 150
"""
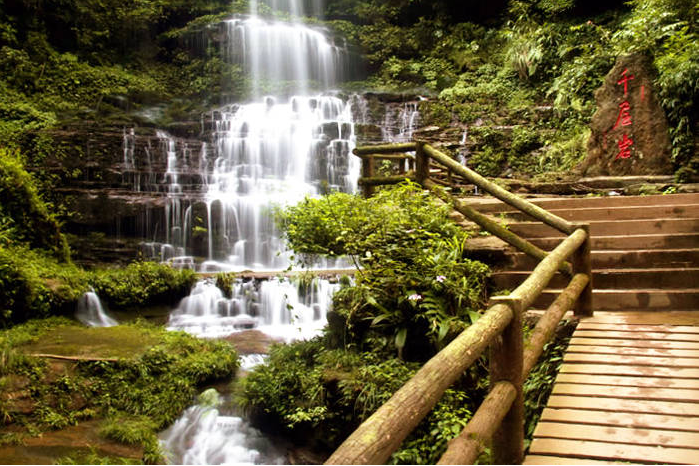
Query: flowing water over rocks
159 389 287 465
75 289 118 327
168 277 340 341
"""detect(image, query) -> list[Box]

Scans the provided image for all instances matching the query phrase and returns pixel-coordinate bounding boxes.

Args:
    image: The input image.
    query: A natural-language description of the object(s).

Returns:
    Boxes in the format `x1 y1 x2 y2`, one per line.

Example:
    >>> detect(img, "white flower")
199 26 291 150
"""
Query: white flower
408 293 422 301
436 275 446 283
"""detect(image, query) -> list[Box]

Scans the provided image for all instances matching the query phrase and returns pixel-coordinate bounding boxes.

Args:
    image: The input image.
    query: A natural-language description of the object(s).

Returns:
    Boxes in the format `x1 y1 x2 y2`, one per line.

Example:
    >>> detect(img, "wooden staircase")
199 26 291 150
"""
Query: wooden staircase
340 141 697 464
468 192 699 313
461 192 699 464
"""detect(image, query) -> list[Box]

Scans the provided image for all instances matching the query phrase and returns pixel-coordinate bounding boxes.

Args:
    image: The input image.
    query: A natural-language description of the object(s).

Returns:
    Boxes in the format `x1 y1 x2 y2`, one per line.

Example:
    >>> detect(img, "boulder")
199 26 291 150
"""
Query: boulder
582 54 673 176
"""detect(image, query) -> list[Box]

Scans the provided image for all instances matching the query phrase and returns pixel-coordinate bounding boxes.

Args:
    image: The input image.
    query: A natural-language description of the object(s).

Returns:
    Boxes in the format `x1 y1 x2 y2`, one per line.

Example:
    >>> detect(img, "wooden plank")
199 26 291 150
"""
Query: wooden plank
566 344 699 358
559 363 699 378
555 373 699 389
546 395 699 416
539 408 699 432
584 311 699 326
569 337 699 350
564 353 699 368
533 421 699 449
577 322 699 334
523 455 627 465
573 330 699 342
528 438 699 464
552 383 699 403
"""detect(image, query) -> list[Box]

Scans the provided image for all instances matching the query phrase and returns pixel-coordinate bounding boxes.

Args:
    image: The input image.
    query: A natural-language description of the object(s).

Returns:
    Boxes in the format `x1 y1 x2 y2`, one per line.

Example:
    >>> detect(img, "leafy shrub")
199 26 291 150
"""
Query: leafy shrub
0 246 195 326
0 147 69 260
276 182 489 358
239 337 480 461
90 261 197 309
469 147 506 177
0 247 89 326
1 319 238 464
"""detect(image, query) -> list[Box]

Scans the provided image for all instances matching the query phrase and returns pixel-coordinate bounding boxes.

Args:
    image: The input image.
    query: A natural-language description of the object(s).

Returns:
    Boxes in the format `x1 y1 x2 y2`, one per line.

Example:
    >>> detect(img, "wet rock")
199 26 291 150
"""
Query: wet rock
223 330 281 355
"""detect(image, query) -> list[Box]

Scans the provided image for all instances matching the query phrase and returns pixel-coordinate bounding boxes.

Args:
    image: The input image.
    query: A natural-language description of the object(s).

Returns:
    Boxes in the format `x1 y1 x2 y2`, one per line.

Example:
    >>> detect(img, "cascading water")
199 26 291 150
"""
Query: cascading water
149 2 422 462
159 388 287 465
76 288 118 327
121 0 360 341
167 276 340 341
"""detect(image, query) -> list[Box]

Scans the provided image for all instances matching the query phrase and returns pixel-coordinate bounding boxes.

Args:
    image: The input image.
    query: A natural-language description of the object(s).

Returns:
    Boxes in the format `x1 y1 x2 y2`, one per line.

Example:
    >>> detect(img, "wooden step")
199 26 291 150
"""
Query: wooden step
491 268 699 290
466 192 699 213
508 249 699 270
528 437 699 464
507 218 699 238
532 288 699 311
528 233 699 251
502 204 699 222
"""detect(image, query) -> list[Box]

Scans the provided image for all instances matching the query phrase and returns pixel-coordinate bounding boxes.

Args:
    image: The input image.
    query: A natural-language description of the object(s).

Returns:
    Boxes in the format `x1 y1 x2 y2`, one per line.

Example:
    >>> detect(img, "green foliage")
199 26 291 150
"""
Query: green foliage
215 272 237 298
277 183 489 358
0 247 89 325
469 147 506 177
0 147 70 260
0 244 195 326
388 389 475 465
239 337 481 460
57 448 140 465
99 414 162 463
0 319 238 464
90 261 197 309
535 127 590 174
523 320 576 443
418 100 452 127
546 22 615 114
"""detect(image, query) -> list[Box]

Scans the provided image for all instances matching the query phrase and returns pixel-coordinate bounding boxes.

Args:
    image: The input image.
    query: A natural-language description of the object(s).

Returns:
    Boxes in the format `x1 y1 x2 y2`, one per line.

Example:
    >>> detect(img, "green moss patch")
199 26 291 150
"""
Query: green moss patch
17 325 157 361
0 318 239 464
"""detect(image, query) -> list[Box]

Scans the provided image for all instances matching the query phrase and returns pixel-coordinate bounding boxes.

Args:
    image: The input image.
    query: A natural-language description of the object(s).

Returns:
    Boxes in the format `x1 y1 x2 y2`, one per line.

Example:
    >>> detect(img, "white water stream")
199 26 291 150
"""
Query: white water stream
75 288 118 327
160 389 287 465
140 1 419 461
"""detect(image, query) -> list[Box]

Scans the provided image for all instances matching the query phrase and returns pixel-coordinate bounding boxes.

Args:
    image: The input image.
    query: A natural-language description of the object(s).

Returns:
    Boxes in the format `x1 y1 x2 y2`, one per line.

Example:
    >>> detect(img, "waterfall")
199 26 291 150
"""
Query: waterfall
120 0 416 341
382 102 421 143
168 277 340 341
159 388 287 465
76 289 118 327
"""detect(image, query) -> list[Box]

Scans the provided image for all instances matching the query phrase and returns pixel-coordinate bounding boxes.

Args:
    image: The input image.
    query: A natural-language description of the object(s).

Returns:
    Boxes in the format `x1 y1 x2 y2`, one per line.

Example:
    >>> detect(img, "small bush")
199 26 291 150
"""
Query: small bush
0 147 69 260
90 262 197 308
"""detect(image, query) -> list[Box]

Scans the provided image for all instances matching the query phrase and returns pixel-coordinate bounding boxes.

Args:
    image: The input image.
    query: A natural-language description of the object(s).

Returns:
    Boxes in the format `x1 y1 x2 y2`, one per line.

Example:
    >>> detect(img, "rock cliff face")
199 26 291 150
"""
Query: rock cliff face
44 94 423 266
582 54 673 176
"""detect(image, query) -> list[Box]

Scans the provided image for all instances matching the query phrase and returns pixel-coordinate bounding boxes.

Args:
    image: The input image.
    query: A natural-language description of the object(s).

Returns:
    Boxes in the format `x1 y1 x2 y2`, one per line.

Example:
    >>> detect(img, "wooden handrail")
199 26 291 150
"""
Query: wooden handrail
353 142 417 155
424 180 573 276
358 173 415 186
325 303 514 465
422 144 576 235
506 228 587 309
354 152 416 161
329 141 595 465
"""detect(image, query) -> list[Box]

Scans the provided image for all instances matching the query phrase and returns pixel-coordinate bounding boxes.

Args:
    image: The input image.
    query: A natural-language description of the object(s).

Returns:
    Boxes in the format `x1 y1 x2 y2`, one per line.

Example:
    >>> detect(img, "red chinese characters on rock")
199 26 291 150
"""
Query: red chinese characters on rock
617 68 634 96
612 101 632 130
617 134 633 159
613 68 636 160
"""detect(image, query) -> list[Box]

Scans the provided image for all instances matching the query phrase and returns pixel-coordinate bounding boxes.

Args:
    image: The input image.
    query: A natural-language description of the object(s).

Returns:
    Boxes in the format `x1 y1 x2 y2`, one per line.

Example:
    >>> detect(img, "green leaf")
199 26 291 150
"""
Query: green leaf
467 310 481 324
371 314 391 326
395 328 407 350
437 319 450 341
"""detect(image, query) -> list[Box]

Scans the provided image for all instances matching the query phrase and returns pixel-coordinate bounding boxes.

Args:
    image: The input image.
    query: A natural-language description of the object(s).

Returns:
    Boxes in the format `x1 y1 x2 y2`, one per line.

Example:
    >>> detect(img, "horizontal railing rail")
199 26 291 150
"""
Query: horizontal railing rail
325 141 593 465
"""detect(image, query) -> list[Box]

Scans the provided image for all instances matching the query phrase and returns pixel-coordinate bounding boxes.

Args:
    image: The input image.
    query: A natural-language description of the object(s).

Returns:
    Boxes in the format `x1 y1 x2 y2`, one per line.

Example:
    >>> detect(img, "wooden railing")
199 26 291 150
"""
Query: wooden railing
326 141 593 465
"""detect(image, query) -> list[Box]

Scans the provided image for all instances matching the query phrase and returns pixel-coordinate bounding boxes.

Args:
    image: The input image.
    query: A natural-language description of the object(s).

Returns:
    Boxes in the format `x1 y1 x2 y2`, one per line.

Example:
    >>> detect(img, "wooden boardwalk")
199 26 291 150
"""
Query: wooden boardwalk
524 311 699 465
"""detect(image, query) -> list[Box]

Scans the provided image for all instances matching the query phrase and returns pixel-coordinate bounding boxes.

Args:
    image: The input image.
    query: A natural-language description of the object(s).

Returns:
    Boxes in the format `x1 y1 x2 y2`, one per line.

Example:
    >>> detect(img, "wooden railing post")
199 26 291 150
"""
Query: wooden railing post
571 223 593 317
415 140 429 185
362 154 375 197
488 296 524 465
